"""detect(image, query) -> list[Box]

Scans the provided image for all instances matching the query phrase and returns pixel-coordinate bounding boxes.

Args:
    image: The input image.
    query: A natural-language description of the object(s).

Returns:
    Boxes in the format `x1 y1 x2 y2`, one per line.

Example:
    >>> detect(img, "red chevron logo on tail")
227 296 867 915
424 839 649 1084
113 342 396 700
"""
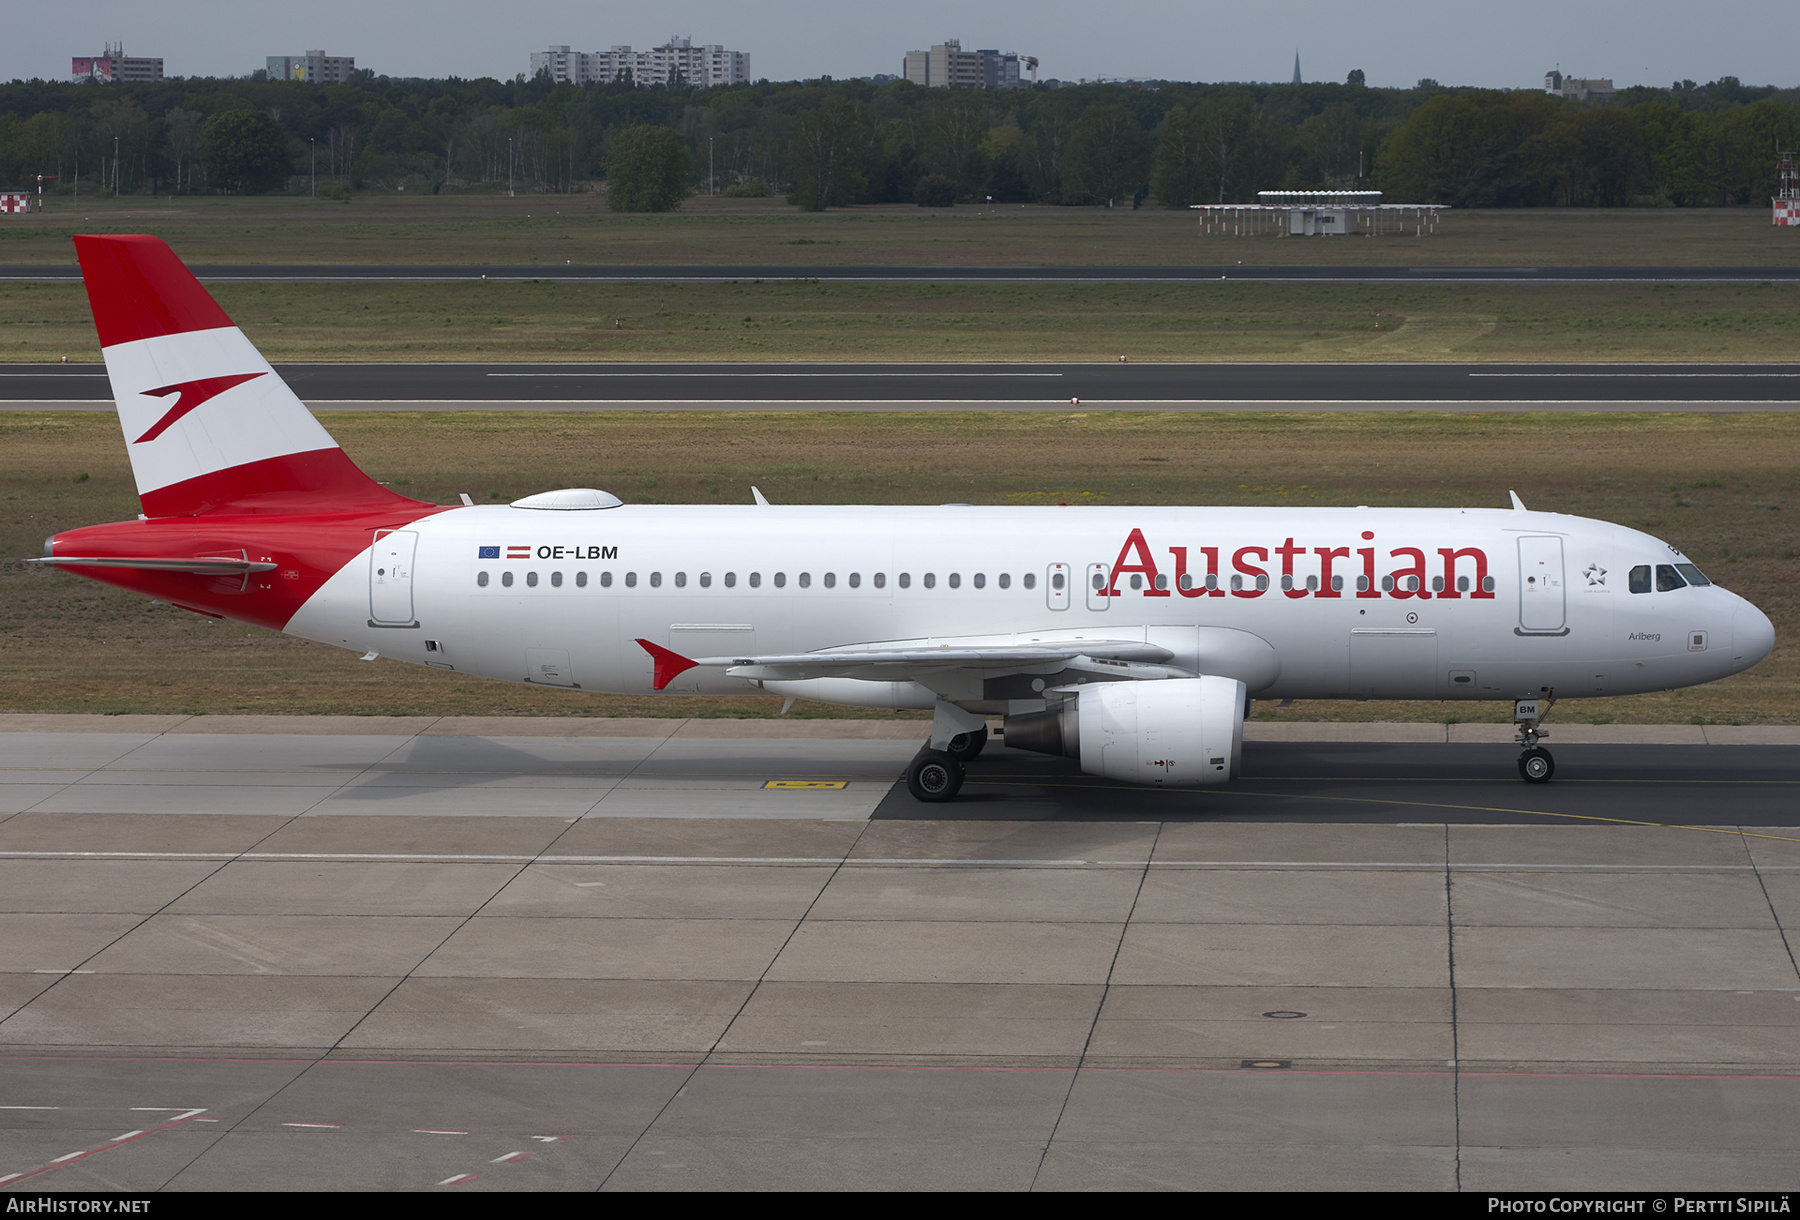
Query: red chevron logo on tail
134 372 266 443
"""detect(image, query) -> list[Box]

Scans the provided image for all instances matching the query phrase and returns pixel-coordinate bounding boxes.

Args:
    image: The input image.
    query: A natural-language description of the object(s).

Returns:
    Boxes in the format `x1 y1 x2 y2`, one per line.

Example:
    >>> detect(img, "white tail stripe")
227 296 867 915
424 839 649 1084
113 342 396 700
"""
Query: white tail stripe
100 327 339 498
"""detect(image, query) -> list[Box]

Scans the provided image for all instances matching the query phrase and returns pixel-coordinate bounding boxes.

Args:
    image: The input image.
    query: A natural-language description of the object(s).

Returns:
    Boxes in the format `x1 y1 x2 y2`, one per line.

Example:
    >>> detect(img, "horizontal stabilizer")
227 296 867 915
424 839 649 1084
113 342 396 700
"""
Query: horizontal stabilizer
31 555 280 575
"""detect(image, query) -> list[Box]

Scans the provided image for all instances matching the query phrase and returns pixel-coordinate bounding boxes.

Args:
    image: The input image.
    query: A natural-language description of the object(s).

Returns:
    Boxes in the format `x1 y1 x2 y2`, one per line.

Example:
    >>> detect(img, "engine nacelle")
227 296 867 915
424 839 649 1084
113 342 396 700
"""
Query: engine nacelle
1002 676 1247 786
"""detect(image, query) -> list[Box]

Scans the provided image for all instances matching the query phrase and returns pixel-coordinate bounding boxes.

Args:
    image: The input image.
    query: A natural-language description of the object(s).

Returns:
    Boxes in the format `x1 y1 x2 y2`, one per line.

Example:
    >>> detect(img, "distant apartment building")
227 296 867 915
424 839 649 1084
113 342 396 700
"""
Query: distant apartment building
1544 69 1615 102
530 37 751 88
71 43 164 84
267 50 356 84
903 41 1023 88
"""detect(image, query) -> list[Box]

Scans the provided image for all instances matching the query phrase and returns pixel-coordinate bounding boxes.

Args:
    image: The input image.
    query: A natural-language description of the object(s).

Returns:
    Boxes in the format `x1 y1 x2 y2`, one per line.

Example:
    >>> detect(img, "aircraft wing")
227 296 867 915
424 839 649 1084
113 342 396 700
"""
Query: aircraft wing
636 637 1181 690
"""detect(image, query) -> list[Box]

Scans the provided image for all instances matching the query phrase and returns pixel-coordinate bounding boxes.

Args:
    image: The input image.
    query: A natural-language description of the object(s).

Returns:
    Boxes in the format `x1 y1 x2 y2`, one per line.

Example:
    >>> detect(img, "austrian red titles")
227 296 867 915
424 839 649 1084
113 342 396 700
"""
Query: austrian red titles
1105 528 1495 600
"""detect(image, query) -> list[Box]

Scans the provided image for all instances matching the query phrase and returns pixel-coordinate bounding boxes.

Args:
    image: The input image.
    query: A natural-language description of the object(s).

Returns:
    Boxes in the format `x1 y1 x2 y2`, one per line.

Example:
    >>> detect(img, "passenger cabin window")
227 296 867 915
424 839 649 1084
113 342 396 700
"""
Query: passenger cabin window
948 573 960 589
899 573 911 589
999 573 1011 589
848 573 860 588
798 572 811 588
749 572 761 588
650 572 662 588
973 573 985 589
924 573 937 589
824 573 836 588
1656 564 1687 592
526 571 538 588
699 572 712 588
625 572 637 587
674 572 686 588
774 572 787 588
1629 565 1652 594
551 571 563 588
577 572 589 588
724 572 736 587
477 571 489 587
874 573 886 588
502 571 514 588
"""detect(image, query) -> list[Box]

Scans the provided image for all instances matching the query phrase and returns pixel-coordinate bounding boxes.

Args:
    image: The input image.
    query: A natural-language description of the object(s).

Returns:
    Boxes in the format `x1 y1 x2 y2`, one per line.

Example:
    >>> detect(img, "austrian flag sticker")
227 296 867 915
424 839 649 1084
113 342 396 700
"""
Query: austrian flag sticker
506 545 532 559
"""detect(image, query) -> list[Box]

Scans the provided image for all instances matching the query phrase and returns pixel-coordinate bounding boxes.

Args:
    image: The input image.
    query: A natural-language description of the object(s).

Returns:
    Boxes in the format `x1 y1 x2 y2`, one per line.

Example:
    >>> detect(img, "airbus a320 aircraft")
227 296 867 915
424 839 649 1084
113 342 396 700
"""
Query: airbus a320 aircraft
37 236 1776 801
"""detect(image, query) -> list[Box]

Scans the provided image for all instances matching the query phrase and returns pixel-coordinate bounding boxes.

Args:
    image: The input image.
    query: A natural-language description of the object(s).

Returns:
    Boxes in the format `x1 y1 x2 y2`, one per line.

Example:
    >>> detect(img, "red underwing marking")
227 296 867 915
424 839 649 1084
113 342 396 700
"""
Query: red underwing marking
134 372 266 443
439 1173 479 1185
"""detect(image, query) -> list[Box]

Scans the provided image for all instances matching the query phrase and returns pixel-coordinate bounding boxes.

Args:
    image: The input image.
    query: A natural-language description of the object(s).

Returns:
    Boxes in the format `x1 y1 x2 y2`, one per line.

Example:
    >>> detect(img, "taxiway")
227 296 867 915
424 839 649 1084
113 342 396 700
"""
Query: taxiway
1 717 1796 1191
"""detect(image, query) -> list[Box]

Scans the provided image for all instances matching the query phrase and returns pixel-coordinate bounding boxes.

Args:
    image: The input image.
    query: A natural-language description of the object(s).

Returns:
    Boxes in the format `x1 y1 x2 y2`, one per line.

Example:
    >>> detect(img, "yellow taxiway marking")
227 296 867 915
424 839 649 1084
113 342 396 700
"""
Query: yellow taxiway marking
763 779 849 790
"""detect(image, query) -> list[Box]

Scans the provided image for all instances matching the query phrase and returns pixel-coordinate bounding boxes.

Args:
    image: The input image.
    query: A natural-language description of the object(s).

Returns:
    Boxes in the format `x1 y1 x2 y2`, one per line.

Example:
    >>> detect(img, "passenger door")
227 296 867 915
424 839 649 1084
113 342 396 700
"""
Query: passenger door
1517 536 1567 633
369 530 418 626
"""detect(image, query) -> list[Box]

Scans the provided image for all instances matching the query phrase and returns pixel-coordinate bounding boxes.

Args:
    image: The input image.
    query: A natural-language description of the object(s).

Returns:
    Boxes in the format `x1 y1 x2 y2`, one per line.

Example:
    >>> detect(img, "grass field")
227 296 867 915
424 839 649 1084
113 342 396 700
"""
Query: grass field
0 195 1795 268
1 410 1793 724
6 279 1799 364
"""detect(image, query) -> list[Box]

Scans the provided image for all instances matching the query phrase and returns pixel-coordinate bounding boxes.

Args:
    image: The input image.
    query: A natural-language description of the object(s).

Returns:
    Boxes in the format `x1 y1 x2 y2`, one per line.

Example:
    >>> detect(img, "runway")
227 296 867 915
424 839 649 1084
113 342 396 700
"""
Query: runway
2 717 1797 1191
5 262 1799 284
7 361 1800 412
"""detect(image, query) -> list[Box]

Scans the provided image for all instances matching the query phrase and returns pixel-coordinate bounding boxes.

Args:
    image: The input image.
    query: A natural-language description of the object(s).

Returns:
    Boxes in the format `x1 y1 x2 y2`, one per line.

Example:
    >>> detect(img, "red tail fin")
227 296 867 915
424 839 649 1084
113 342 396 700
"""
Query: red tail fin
75 235 427 517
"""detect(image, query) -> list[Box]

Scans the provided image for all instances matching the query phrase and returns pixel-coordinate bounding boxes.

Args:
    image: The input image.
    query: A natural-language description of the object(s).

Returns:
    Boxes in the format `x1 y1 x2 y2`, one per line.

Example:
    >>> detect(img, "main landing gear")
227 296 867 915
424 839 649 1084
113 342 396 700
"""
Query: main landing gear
1513 692 1556 784
907 703 987 802
906 749 964 802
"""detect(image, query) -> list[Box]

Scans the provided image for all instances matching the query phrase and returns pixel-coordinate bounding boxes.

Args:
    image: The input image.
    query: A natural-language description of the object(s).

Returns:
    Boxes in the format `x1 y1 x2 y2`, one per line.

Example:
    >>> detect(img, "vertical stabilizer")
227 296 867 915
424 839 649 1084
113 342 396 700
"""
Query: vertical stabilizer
74 235 426 517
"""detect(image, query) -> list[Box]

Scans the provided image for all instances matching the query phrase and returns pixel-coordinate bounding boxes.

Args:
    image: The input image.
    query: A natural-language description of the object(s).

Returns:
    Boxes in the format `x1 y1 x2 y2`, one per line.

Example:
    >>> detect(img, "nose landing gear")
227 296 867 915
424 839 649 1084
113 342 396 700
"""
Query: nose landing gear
1514 692 1556 784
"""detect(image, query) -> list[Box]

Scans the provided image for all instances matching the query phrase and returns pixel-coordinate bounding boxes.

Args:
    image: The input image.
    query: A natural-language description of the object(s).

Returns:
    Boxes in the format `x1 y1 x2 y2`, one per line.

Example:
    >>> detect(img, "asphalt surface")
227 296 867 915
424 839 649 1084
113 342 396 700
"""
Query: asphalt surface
8 361 1800 409
882 741 1800 823
1 722 1797 1191
6 262 1800 284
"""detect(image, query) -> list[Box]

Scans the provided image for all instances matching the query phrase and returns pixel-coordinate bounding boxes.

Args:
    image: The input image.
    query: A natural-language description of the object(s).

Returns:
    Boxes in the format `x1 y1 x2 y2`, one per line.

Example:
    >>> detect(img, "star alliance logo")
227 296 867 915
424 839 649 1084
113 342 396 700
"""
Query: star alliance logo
1582 563 1607 586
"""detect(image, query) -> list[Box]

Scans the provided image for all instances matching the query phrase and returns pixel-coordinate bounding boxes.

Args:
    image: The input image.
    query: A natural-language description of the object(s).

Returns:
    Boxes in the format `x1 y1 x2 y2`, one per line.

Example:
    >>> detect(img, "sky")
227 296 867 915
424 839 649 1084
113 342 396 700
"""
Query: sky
10 1 1797 91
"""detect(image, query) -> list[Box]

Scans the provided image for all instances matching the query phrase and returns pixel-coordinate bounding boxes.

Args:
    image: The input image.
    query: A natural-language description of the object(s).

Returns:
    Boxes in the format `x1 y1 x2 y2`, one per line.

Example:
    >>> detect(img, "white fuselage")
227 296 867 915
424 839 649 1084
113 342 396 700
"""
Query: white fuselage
285 503 1771 709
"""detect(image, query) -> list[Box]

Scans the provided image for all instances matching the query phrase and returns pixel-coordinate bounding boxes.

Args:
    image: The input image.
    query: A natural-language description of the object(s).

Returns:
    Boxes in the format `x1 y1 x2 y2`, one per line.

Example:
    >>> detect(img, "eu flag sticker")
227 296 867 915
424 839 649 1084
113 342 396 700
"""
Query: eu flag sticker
478 546 500 559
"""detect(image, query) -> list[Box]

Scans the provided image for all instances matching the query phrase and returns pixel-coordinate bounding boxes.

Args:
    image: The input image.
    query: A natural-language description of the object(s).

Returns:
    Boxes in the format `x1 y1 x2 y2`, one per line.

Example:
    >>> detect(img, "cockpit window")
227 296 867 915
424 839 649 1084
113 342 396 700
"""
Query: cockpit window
1674 563 1712 588
1628 565 1652 594
1655 564 1688 592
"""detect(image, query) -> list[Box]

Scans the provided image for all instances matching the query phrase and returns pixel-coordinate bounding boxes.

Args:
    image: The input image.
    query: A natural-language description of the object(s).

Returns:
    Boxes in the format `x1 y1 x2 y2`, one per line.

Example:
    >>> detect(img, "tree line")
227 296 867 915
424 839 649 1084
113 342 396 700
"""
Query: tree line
0 71 1795 208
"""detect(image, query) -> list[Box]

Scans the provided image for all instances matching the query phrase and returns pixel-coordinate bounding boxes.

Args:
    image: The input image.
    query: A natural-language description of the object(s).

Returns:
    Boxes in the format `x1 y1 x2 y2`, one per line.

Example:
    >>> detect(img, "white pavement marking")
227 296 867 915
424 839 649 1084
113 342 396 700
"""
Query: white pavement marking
491 1151 529 1163
282 1122 341 1129
111 1131 144 1141
484 371 1064 378
1471 371 1800 378
414 1128 468 1135
439 1173 479 1185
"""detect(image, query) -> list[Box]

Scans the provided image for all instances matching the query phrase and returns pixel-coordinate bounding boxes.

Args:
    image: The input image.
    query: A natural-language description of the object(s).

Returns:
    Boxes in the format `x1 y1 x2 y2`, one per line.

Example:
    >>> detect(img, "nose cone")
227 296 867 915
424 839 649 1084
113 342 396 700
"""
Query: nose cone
1732 603 1776 673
